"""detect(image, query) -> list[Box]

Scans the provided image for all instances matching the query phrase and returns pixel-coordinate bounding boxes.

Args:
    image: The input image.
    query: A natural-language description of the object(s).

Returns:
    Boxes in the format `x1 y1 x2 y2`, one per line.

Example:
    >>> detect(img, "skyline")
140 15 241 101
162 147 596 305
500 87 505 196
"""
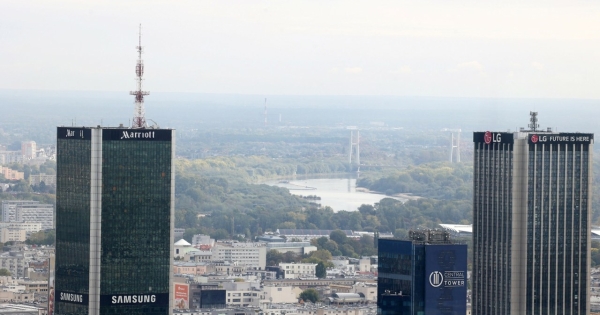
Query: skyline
2 1 600 99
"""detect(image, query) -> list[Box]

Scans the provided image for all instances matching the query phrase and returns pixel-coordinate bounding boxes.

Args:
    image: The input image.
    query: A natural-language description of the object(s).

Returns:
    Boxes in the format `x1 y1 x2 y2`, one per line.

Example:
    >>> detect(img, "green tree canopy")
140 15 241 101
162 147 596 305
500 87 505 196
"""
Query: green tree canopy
315 262 326 279
299 288 319 303
0 269 11 276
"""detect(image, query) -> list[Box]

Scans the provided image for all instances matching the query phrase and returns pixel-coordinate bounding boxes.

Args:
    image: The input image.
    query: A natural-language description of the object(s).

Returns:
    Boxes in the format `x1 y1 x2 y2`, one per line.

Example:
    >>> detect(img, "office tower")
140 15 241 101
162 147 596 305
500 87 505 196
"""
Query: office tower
377 230 467 315
472 114 593 315
54 126 175 315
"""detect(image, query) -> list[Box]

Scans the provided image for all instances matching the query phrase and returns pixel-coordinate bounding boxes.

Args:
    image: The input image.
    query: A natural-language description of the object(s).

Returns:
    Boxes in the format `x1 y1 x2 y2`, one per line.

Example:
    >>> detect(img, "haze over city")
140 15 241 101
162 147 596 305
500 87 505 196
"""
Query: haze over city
2 0 600 99
2 2 600 315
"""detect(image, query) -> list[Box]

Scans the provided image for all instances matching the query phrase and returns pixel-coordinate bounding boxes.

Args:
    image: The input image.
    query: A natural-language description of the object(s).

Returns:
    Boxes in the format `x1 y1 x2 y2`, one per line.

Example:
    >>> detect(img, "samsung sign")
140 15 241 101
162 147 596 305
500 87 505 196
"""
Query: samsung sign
100 293 169 306
56 291 88 305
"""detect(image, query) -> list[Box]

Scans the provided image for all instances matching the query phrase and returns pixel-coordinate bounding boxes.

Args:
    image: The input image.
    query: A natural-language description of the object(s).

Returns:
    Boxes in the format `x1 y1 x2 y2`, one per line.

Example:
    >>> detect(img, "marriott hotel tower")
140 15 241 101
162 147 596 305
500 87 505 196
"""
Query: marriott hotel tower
54 127 175 315
472 113 592 315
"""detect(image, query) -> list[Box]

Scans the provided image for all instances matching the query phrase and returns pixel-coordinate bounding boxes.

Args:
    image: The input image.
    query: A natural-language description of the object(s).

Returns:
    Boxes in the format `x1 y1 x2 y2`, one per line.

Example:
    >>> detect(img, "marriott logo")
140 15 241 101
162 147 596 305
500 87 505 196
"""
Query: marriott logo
120 131 155 140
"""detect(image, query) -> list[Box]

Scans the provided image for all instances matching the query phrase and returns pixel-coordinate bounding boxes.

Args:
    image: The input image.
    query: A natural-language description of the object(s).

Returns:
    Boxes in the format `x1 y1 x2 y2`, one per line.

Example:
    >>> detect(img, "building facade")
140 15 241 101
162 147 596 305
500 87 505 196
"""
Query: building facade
54 127 175 315
377 231 467 315
473 126 593 314
212 242 267 269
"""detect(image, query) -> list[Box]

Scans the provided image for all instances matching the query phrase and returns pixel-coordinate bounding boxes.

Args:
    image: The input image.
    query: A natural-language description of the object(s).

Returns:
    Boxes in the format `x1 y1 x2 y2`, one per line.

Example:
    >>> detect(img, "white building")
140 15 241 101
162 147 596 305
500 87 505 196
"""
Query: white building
0 252 25 277
260 285 298 304
0 228 26 243
212 241 267 270
21 141 36 160
2 201 40 222
15 204 54 230
0 222 42 235
279 262 317 279
264 242 317 255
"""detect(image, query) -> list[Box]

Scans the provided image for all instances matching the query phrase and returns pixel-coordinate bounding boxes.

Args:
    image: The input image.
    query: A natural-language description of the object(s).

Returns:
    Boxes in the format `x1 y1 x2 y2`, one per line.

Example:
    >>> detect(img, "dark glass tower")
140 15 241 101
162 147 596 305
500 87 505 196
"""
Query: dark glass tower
377 231 467 315
473 127 592 315
55 127 175 315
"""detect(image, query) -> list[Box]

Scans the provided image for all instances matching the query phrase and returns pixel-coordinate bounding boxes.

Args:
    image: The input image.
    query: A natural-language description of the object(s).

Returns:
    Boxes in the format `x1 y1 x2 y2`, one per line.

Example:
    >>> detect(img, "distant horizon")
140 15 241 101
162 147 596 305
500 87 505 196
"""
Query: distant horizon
2 88 600 101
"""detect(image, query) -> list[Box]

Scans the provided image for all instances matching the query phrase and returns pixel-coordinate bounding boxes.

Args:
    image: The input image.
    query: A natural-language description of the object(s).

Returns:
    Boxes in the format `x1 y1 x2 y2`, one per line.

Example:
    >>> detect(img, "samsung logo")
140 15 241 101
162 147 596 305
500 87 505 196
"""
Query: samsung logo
111 294 157 304
60 292 83 303
120 131 155 140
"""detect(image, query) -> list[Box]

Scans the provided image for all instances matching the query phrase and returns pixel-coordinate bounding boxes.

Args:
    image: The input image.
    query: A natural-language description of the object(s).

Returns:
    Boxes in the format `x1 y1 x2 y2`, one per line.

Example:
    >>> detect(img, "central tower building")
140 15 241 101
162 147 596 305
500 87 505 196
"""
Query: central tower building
472 113 592 315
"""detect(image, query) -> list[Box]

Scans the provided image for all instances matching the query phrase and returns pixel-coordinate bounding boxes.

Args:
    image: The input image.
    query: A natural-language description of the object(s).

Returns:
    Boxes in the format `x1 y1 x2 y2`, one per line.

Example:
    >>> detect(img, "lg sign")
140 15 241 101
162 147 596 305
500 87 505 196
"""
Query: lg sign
484 131 502 144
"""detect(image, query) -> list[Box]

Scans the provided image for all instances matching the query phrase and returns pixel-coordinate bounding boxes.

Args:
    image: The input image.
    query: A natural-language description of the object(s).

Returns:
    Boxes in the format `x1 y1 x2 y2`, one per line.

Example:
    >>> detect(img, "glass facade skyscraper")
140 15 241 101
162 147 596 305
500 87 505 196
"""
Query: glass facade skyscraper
377 232 467 315
473 130 592 315
54 127 175 315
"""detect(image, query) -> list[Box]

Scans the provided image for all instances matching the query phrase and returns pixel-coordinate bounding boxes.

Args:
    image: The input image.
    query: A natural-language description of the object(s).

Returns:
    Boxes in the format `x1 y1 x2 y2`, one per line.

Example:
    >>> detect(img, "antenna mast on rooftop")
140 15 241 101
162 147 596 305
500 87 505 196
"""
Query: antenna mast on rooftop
529 111 539 131
130 24 149 129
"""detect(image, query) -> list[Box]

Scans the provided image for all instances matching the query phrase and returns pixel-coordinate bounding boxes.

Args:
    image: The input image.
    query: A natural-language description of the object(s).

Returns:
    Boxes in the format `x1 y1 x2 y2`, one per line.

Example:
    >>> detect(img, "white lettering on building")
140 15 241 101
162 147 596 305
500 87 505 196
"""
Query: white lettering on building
120 131 156 140
60 292 83 303
111 294 157 304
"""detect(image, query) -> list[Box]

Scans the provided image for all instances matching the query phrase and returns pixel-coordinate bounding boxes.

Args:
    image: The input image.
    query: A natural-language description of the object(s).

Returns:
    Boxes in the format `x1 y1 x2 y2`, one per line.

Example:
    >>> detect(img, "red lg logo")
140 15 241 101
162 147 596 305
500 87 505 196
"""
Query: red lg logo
484 131 492 144
531 135 538 143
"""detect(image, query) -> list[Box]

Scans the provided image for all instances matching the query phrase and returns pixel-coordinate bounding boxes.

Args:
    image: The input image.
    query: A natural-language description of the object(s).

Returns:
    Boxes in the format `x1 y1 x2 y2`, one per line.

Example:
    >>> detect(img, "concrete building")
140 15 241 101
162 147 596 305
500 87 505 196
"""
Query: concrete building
264 242 317 255
279 263 317 279
0 228 26 243
1 201 53 230
0 252 25 278
15 204 53 230
212 242 267 270
473 116 593 315
29 173 56 187
0 167 24 181
0 151 24 165
0 222 42 236
21 141 36 160
54 126 175 315
259 285 298 304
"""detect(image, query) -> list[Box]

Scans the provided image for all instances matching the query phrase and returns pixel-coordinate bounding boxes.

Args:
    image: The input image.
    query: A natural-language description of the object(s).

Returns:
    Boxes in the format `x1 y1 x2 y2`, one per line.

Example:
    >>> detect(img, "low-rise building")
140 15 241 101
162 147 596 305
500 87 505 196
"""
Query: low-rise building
212 241 267 270
0 222 42 236
0 252 25 277
260 285 298 304
29 173 56 186
0 166 24 181
279 263 317 279
0 228 26 243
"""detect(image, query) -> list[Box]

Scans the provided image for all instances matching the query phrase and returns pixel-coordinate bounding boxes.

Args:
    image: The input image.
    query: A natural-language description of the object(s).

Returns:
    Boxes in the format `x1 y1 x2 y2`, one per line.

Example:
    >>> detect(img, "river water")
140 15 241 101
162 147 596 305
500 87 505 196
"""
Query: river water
264 177 404 212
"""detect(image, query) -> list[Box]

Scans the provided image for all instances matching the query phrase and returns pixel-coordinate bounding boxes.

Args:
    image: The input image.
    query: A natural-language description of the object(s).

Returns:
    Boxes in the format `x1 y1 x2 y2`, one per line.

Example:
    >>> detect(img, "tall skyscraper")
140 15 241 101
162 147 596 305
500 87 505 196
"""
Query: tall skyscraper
54 127 175 315
472 113 593 315
377 230 467 315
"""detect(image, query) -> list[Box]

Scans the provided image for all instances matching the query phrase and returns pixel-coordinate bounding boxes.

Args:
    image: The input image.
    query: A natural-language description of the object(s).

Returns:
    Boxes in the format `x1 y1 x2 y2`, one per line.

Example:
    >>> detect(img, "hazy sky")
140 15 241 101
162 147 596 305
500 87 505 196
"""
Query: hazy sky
2 1 600 98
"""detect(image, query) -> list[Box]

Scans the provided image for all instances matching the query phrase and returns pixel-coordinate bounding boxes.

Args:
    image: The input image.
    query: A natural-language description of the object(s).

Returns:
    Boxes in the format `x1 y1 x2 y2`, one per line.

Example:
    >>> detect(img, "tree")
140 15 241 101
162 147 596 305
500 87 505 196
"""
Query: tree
329 230 348 246
309 250 332 262
0 269 11 276
267 250 284 266
299 288 319 303
315 262 326 279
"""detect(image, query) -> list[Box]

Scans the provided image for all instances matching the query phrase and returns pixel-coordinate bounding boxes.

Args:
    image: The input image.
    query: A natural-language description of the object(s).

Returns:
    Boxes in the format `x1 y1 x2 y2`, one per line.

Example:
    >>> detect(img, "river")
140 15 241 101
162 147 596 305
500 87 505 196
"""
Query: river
264 177 406 212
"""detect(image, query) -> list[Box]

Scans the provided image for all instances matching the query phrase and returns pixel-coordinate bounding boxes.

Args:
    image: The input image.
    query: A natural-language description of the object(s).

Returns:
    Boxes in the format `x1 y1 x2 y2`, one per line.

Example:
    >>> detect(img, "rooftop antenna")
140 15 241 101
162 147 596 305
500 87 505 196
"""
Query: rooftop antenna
528 111 539 131
130 24 149 129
